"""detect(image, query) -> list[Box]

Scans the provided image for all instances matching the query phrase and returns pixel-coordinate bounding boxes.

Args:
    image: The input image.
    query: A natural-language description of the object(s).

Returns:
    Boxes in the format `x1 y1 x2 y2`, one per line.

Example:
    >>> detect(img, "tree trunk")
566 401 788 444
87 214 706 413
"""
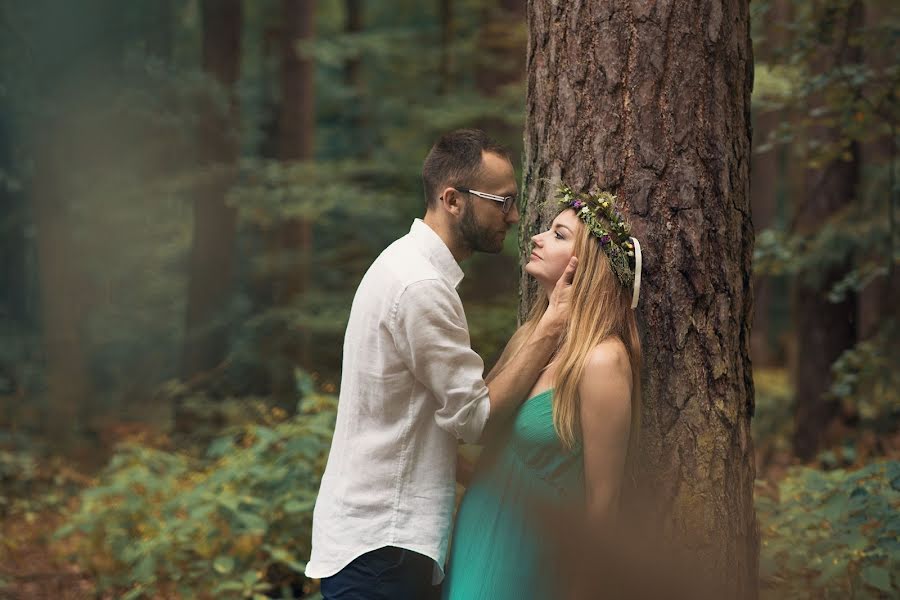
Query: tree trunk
0 118 30 327
344 0 367 154
269 0 315 406
146 0 174 63
749 0 790 367
180 0 242 381
475 0 525 95
791 1 862 461
857 0 900 340
32 137 94 442
438 0 453 94
523 2 758 597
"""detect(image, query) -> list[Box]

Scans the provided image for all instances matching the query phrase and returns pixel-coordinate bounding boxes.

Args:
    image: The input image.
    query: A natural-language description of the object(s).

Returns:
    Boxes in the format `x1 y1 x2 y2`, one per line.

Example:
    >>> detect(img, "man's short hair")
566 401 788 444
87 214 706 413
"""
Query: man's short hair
422 129 511 210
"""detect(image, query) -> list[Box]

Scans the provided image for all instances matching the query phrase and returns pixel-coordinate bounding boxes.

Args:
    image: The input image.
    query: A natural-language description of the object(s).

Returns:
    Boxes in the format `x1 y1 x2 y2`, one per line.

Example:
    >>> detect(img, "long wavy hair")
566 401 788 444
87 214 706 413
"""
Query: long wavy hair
500 208 642 468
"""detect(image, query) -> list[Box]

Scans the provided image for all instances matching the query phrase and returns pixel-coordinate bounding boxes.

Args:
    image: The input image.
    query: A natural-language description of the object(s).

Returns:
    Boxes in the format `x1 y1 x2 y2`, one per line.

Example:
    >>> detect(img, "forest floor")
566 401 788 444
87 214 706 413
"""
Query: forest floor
2 368 898 599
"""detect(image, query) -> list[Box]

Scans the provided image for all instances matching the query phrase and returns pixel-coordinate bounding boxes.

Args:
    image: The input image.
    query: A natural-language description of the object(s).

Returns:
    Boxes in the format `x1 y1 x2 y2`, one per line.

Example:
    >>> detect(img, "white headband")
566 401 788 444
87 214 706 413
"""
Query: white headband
630 237 642 309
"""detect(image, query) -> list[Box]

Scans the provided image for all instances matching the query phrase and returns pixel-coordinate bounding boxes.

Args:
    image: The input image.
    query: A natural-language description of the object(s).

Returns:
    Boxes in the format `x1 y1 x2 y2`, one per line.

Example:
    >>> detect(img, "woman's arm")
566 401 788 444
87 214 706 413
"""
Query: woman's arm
578 338 633 531
484 325 531 384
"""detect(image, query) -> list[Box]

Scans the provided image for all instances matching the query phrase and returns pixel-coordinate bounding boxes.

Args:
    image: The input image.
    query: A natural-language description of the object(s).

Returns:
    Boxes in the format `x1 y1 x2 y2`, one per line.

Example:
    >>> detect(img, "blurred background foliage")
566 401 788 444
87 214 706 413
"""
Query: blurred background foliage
0 0 897 598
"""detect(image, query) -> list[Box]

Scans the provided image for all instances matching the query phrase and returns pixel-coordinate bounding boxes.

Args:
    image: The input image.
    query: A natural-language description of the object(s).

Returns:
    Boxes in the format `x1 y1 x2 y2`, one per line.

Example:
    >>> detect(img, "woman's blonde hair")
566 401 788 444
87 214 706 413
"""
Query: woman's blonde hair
500 209 642 463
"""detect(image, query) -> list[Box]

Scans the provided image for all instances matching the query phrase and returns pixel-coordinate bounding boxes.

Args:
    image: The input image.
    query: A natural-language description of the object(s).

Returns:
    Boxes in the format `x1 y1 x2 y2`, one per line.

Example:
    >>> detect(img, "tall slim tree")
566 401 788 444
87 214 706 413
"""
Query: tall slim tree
181 0 242 378
791 1 862 460
523 2 757 596
31 132 94 442
749 0 790 367
345 0 366 153
269 0 315 404
438 0 453 94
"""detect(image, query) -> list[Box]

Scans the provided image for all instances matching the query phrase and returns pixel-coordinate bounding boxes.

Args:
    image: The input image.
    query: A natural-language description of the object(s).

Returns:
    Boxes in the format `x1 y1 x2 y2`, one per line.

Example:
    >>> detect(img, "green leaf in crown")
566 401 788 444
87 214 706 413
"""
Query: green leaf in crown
555 184 637 289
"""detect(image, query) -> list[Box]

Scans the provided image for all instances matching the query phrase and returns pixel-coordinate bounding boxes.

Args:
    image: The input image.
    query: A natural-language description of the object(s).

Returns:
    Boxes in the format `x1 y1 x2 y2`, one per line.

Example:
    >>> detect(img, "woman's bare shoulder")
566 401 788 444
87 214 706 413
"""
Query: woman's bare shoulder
583 337 631 375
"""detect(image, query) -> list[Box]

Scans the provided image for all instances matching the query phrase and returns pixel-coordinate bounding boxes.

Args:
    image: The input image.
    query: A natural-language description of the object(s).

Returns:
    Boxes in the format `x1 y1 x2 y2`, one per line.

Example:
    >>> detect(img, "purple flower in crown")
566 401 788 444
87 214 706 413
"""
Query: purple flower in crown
572 200 584 209
600 234 611 246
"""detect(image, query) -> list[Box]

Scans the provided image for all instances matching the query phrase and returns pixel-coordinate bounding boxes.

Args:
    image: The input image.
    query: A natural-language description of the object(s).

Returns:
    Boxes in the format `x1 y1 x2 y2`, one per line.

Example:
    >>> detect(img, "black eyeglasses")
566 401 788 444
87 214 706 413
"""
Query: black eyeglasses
455 187 517 215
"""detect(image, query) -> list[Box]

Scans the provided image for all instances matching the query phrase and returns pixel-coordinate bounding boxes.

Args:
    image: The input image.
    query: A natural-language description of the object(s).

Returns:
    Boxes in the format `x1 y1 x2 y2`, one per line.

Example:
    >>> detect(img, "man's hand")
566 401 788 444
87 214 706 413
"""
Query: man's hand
542 256 578 335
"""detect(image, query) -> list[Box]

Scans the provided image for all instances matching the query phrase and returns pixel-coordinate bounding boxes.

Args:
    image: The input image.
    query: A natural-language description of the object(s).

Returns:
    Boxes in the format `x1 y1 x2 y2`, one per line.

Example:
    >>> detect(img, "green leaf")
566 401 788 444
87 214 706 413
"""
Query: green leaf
213 555 235 574
213 580 246 594
861 565 892 592
242 569 261 585
120 586 145 600
235 510 268 532
283 499 315 513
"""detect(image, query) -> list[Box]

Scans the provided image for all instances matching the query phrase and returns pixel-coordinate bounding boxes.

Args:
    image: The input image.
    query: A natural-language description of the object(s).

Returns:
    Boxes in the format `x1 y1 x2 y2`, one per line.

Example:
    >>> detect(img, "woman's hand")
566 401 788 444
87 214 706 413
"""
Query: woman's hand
541 256 578 336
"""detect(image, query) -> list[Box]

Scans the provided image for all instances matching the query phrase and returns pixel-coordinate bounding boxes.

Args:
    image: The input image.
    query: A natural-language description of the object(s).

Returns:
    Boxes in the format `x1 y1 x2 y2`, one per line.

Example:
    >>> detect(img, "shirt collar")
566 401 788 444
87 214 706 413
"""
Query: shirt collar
409 219 464 289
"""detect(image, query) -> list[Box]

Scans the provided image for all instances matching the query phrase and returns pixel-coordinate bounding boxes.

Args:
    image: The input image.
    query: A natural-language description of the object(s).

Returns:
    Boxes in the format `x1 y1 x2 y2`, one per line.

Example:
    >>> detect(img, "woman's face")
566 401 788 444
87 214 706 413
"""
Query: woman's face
525 209 581 286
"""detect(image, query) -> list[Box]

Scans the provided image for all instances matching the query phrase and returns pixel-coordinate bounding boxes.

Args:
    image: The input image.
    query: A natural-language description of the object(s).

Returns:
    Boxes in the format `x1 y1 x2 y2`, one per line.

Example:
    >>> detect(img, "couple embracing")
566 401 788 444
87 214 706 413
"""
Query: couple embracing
305 129 643 599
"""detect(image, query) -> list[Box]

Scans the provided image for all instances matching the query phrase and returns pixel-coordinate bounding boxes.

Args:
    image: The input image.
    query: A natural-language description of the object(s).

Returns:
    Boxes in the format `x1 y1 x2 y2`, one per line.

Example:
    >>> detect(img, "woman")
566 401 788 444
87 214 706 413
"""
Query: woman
442 185 643 599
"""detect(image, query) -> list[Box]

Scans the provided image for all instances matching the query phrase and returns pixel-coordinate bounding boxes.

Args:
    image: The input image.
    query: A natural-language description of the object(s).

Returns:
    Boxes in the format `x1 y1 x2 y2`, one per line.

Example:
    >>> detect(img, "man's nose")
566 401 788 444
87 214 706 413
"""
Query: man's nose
506 203 520 224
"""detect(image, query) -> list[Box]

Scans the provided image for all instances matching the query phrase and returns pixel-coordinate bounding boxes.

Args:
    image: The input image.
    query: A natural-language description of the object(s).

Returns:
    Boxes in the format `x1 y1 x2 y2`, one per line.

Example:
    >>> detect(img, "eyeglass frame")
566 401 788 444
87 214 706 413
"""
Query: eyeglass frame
455 187 517 215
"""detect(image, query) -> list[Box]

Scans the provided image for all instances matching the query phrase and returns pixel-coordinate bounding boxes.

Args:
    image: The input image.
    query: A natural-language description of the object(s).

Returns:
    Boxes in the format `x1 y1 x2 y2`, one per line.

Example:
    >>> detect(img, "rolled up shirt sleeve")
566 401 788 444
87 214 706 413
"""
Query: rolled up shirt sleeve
389 279 491 444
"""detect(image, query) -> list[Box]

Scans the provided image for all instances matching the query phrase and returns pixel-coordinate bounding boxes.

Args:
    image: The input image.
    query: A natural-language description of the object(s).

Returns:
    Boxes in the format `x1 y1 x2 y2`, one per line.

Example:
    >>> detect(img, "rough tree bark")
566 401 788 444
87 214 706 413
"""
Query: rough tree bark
181 0 241 379
522 1 758 597
791 0 861 461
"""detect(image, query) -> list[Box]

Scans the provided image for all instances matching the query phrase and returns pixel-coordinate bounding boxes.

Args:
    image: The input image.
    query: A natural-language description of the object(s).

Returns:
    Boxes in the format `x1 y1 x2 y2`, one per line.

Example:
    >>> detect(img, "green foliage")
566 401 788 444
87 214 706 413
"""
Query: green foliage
828 319 900 424
0 445 78 519
757 460 900 599
56 391 337 599
0 449 39 518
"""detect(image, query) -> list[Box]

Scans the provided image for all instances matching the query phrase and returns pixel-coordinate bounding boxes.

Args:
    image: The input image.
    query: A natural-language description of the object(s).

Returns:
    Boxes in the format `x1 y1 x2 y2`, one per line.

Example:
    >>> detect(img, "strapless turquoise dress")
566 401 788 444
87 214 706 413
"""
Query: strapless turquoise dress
442 389 584 599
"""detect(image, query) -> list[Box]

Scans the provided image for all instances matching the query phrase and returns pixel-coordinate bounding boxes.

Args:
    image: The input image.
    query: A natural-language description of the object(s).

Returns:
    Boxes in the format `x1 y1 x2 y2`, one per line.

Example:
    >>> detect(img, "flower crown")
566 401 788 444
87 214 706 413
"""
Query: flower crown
556 184 642 308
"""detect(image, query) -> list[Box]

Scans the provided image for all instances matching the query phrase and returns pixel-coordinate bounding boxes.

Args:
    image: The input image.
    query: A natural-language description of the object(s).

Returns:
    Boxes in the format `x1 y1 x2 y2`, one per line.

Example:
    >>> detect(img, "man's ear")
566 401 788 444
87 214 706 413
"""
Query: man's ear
440 186 465 216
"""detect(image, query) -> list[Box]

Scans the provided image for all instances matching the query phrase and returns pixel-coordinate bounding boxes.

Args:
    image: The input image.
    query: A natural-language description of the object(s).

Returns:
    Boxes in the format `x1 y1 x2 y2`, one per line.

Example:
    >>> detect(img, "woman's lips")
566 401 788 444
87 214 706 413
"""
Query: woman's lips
530 252 541 261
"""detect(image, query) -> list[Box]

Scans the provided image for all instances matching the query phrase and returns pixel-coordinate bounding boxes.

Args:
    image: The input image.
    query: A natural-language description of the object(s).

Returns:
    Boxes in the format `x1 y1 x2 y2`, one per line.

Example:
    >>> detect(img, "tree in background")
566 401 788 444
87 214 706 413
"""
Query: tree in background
181 0 242 380
792 1 862 460
523 1 757 596
270 0 316 406
753 0 899 460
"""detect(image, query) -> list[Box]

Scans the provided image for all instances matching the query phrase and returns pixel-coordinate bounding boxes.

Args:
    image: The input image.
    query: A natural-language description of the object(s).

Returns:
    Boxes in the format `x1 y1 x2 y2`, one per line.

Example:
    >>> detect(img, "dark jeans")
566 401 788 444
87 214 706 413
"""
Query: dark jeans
319 546 441 600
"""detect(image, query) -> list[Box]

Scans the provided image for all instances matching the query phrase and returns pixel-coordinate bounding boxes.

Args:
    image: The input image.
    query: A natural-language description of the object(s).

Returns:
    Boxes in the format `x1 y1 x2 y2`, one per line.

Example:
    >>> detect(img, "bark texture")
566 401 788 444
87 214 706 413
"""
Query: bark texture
522 1 758 596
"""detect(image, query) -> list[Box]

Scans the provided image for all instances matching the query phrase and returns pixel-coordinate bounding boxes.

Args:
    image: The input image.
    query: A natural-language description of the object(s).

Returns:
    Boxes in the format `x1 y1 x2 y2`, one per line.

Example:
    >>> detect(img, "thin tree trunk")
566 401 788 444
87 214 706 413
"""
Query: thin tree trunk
32 138 93 442
0 118 29 326
146 0 174 63
269 0 315 406
791 0 862 460
438 0 452 94
749 0 790 367
344 0 367 154
180 0 241 381
857 0 900 340
523 2 758 597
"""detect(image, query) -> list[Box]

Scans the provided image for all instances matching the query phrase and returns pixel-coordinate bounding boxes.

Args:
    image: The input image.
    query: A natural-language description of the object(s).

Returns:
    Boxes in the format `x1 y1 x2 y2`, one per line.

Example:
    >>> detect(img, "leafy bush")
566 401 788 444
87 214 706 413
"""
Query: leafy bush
757 460 900 599
56 390 337 599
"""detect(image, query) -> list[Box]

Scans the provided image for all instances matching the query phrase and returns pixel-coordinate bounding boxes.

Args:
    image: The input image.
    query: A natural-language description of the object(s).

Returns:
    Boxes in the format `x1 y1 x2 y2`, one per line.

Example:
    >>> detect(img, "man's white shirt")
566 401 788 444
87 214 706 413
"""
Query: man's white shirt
305 219 491 584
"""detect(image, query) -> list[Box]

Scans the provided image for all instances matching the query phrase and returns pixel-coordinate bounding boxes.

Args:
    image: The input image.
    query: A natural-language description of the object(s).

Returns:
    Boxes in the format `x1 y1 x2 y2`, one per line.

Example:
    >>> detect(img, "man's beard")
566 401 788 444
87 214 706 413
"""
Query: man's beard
457 202 505 254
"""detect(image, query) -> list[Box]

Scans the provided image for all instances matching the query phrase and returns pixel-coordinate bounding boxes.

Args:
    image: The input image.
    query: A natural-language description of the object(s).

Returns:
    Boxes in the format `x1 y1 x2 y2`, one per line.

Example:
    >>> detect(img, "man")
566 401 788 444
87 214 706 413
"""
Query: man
306 129 577 599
